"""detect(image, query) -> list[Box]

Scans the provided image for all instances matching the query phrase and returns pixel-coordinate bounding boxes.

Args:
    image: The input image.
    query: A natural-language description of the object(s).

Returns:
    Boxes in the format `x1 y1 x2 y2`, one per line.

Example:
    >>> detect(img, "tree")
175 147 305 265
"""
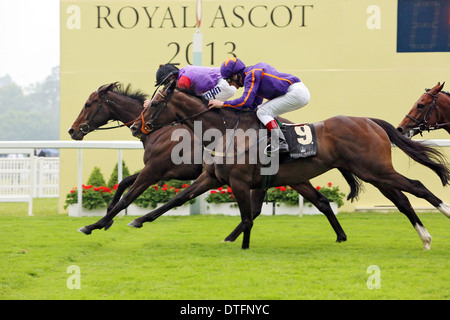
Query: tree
0 66 60 140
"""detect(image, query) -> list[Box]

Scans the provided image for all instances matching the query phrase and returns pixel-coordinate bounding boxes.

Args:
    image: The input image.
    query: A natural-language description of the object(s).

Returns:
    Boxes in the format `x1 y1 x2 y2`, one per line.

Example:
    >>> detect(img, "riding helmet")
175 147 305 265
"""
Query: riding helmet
155 64 179 86
220 57 246 79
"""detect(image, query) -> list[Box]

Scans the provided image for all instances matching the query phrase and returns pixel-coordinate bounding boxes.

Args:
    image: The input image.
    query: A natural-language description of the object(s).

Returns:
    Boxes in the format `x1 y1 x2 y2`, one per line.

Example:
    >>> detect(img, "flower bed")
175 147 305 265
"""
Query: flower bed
64 184 117 211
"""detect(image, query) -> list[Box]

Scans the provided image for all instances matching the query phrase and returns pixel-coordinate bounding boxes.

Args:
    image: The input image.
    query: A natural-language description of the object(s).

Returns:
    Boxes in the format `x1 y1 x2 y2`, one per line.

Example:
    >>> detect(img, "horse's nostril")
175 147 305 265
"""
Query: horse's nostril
396 127 403 133
68 127 74 135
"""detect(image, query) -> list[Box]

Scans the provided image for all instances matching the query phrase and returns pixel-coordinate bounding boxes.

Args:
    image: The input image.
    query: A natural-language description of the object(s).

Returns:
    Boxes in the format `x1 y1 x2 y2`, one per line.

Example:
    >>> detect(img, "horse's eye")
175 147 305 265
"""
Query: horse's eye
85 103 91 108
417 103 425 109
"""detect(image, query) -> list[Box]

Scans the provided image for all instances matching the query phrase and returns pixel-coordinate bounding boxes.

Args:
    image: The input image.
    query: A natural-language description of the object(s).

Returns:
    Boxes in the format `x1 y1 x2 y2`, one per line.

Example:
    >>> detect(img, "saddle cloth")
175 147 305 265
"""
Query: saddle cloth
281 123 318 158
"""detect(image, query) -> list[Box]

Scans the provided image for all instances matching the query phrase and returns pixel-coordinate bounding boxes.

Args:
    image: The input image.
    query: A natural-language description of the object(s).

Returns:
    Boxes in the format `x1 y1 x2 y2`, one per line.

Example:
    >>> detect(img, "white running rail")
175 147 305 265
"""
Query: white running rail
0 141 142 216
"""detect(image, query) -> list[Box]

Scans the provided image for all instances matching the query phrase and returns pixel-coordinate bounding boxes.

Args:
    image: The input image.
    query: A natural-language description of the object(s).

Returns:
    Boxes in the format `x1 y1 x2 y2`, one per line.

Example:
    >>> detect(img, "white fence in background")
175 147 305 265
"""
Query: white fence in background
0 155 59 198
0 141 142 216
0 149 35 215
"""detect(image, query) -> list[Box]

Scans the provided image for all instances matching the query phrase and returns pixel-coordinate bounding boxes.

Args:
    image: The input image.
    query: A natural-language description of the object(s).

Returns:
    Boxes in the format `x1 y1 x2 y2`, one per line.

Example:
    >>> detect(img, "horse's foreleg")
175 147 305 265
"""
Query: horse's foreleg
107 173 138 212
229 180 253 249
128 171 222 228
223 188 266 242
78 168 156 235
292 182 347 242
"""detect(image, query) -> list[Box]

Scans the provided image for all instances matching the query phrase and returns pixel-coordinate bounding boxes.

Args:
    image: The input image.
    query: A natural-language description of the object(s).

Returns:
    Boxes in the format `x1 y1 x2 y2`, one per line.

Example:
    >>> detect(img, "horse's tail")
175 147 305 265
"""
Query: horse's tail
370 118 450 186
338 168 363 202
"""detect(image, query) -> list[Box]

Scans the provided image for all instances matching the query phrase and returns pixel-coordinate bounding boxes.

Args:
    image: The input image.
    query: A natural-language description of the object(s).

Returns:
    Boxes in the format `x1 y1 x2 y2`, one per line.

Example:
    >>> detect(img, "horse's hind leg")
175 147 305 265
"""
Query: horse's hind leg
380 172 450 219
372 182 432 250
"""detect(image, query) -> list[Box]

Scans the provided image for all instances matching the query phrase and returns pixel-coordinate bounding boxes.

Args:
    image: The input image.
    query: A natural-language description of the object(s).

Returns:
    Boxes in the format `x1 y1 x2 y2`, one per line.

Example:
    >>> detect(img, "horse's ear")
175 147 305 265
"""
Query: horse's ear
98 83 116 96
438 82 445 92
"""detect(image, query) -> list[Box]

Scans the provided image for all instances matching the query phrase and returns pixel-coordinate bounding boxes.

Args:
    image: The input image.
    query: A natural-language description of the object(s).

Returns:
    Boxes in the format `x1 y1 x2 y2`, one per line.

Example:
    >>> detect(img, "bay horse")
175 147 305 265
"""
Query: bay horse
69 83 349 242
397 82 450 138
129 81 450 250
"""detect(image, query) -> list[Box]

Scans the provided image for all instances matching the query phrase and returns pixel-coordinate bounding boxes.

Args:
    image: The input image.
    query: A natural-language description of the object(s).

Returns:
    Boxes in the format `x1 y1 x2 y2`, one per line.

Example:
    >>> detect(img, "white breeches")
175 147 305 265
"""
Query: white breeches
202 78 237 101
256 81 310 125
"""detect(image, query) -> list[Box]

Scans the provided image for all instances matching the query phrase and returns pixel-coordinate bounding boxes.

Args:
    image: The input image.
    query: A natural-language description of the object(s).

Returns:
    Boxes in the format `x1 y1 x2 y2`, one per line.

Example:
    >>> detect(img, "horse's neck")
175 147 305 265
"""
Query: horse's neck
109 93 143 122
200 107 261 133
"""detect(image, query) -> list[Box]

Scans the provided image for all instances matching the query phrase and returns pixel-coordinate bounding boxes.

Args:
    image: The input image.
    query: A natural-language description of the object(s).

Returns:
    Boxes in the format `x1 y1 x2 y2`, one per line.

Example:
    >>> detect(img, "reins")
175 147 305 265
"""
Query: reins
140 88 213 134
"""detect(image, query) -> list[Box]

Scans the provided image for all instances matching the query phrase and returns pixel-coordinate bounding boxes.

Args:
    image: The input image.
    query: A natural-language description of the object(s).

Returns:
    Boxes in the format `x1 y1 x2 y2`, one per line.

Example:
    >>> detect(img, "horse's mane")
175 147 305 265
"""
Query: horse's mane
110 83 148 104
175 86 210 106
425 88 450 97
174 85 254 114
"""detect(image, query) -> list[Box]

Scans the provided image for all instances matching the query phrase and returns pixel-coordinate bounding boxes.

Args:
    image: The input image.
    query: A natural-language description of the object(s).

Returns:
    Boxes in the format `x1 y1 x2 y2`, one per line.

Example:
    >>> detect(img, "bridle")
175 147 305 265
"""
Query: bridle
404 91 448 135
139 87 212 135
79 91 139 134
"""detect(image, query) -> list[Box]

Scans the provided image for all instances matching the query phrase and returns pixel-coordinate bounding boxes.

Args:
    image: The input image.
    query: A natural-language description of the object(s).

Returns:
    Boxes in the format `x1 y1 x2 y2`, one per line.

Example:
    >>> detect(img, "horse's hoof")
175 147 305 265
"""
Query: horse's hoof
103 220 114 231
128 220 143 228
78 226 92 235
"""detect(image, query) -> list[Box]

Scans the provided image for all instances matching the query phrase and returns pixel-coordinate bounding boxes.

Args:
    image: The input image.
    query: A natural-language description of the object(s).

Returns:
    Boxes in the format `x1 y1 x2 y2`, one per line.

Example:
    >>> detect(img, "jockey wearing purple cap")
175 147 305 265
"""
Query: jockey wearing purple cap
144 64 236 108
208 57 310 154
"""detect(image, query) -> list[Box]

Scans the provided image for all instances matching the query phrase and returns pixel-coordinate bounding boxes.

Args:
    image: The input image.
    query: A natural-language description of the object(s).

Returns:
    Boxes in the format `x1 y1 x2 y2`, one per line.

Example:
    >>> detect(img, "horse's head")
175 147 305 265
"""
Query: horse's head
68 83 117 140
130 80 183 139
397 82 445 138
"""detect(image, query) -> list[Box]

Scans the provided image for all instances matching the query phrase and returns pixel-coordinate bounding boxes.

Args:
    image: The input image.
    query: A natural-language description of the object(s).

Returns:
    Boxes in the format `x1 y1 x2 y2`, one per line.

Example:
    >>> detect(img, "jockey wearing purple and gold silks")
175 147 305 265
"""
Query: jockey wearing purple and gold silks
208 57 310 153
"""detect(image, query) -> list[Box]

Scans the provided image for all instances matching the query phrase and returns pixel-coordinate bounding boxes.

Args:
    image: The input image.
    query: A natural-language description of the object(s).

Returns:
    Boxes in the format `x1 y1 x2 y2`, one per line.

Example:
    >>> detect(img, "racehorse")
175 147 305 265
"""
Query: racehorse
129 81 450 250
397 82 450 138
69 83 349 242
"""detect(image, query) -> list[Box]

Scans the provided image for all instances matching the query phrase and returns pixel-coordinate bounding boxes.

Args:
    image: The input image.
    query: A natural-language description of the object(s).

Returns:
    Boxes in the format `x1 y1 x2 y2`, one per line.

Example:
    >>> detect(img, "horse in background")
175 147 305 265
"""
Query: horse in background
397 82 450 138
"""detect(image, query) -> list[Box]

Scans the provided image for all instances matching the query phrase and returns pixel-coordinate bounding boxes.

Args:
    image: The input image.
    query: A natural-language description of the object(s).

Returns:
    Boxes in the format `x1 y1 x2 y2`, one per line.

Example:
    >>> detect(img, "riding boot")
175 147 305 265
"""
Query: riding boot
273 128 290 154
264 120 290 155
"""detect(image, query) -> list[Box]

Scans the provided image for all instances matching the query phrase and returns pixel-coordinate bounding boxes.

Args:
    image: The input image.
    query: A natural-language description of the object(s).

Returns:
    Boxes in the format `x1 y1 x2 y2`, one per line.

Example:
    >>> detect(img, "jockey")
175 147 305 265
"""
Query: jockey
208 57 310 154
144 63 236 108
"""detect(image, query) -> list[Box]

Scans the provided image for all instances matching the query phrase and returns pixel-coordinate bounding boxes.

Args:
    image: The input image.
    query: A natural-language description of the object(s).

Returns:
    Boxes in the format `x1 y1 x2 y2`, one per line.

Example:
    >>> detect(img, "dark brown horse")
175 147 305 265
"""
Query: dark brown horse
69 83 348 242
397 82 450 138
129 82 450 250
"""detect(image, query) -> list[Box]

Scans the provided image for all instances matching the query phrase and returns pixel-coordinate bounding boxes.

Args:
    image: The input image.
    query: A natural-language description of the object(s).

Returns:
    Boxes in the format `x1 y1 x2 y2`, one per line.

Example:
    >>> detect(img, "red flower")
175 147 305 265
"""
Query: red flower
328 182 332 187
162 187 168 191
226 186 232 193
113 184 118 190
221 190 226 194
316 186 321 190
217 187 223 191
210 190 218 194
182 184 190 188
